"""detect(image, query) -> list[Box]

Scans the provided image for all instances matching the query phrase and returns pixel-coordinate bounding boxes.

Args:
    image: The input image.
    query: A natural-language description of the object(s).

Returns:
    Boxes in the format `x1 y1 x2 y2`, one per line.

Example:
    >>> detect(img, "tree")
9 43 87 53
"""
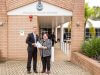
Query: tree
92 7 100 20
68 21 72 33
85 3 95 25
85 3 96 38
88 21 96 38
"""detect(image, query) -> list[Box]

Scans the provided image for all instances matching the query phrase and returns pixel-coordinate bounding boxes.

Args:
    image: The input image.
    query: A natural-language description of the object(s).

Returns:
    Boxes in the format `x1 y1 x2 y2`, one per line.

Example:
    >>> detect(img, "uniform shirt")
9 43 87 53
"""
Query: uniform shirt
33 33 36 43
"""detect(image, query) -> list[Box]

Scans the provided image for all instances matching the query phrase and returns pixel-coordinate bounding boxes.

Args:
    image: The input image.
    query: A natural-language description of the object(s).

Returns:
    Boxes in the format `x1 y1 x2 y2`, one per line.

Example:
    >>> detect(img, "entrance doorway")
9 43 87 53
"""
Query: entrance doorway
38 16 72 61
40 28 52 39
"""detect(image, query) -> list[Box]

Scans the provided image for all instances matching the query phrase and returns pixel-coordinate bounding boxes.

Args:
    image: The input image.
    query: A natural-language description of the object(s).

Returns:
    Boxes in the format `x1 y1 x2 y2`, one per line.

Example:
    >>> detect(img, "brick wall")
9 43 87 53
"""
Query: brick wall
71 52 100 75
43 0 73 11
7 16 39 60
6 0 37 11
0 0 7 61
71 0 84 52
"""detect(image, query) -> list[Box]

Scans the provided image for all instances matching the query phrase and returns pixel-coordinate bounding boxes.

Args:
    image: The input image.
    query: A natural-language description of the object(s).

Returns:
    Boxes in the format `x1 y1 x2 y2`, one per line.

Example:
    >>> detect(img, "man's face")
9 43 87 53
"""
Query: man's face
33 27 37 34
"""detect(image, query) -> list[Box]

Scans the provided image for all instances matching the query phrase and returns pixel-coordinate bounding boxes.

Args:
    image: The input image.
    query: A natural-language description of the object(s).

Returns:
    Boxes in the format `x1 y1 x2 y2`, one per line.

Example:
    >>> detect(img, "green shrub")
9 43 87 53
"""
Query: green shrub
81 38 100 58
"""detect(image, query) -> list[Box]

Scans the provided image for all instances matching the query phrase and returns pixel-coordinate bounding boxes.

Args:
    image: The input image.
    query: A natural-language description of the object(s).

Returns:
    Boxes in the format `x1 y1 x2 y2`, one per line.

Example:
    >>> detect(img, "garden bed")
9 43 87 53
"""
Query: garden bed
71 52 100 75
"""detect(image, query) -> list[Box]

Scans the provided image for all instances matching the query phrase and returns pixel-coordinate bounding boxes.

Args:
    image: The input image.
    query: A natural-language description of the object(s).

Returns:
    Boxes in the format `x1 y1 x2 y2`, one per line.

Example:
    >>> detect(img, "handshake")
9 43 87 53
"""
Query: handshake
32 42 47 49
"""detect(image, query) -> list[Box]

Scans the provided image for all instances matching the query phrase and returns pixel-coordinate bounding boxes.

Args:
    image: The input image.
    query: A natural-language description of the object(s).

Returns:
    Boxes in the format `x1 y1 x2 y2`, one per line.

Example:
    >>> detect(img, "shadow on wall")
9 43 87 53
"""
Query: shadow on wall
0 50 6 63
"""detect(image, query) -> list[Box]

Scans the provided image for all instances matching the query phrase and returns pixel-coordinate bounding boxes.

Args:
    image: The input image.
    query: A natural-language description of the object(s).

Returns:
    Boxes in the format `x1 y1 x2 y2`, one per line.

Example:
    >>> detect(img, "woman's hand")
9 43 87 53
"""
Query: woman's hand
43 46 47 49
39 46 47 50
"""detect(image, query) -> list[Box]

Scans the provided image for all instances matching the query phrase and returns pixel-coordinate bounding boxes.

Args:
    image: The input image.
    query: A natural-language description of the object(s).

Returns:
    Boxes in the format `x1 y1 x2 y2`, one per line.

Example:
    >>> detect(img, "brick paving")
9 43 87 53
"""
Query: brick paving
0 43 91 75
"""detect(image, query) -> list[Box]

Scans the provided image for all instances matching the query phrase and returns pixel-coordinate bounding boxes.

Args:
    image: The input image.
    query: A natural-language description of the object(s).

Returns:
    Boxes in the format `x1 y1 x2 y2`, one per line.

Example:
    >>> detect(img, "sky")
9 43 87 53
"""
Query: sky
85 0 100 7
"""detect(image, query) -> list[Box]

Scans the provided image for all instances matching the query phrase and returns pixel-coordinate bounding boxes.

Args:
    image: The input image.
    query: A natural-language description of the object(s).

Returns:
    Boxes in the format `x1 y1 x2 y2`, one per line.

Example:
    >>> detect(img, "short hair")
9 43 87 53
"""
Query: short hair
43 33 48 37
33 27 37 29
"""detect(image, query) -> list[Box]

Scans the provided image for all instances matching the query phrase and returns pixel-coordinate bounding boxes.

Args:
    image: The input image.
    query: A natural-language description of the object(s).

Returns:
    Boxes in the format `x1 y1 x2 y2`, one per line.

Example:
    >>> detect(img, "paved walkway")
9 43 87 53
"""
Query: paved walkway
0 43 91 75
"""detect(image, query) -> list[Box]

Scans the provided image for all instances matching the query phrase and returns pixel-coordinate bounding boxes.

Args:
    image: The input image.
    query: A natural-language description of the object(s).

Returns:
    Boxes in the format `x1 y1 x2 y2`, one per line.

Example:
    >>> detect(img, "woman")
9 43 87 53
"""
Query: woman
40 33 52 74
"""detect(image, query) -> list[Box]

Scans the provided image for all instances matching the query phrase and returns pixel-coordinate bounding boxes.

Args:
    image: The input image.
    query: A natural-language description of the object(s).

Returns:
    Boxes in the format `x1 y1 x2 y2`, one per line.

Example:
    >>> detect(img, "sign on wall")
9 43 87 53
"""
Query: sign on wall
19 29 25 36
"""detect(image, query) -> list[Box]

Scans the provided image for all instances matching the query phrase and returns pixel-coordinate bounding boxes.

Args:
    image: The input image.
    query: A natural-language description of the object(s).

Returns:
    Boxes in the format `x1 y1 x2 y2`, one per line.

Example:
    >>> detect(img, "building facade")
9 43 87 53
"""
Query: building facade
0 0 84 60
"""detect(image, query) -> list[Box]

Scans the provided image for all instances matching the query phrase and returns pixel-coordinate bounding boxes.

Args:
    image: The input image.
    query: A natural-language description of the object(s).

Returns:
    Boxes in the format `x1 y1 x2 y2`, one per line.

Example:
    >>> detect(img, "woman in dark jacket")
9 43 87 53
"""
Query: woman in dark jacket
40 33 52 74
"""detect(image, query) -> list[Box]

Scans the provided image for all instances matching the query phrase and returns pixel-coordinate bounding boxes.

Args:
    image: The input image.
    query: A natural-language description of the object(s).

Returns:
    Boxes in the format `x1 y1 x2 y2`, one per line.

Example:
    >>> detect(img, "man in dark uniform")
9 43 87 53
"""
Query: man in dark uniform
26 27 38 74
51 32 55 46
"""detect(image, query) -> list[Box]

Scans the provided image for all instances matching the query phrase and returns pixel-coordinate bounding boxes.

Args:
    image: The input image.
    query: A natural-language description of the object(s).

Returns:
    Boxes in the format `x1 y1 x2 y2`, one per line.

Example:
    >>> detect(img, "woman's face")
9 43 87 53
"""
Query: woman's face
43 34 48 40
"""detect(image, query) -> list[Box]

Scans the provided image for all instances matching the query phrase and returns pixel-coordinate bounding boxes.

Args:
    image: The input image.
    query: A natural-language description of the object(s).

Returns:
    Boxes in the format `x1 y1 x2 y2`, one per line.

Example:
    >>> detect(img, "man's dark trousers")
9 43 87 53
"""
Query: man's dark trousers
27 47 37 71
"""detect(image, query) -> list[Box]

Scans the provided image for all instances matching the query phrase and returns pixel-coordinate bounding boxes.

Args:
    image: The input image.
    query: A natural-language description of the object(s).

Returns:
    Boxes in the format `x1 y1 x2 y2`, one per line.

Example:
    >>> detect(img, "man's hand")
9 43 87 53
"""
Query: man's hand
32 43 37 47
32 43 35 46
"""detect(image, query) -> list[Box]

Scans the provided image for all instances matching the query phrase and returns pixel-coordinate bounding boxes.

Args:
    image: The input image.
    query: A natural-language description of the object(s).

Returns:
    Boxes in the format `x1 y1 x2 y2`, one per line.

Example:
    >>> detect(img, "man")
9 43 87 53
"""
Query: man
26 27 38 74
51 32 55 46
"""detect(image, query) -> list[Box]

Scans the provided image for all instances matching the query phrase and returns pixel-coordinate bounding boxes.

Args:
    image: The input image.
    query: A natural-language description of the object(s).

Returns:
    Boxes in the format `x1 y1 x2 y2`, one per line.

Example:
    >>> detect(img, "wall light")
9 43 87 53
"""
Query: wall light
76 22 80 27
0 22 3 26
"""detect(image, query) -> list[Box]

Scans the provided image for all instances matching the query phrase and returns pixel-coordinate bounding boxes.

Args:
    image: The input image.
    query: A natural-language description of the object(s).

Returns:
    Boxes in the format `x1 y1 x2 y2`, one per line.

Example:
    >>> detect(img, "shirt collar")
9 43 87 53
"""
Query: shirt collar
33 32 36 36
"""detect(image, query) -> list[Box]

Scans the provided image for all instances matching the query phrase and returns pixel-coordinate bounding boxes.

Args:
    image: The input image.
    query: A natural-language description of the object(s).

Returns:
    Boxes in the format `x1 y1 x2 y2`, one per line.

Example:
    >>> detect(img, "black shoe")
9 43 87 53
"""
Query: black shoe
27 71 31 74
41 70 45 73
34 70 38 73
46 71 50 74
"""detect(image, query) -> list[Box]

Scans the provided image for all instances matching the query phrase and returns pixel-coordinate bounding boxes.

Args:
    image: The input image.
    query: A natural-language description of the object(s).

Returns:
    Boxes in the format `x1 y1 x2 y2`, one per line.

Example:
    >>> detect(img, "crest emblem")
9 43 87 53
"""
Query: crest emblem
36 0 43 11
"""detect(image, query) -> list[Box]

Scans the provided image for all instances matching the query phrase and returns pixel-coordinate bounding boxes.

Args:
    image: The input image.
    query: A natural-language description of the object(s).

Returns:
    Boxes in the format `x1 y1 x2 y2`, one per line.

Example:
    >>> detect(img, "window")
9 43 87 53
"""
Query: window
85 28 100 39
64 28 71 40
85 28 91 39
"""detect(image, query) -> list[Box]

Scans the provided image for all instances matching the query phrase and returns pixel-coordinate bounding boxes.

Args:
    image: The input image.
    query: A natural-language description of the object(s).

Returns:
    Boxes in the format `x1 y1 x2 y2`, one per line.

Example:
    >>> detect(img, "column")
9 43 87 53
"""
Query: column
51 18 55 62
55 27 57 42
55 17 58 42
61 17 64 52
61 24 64 51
